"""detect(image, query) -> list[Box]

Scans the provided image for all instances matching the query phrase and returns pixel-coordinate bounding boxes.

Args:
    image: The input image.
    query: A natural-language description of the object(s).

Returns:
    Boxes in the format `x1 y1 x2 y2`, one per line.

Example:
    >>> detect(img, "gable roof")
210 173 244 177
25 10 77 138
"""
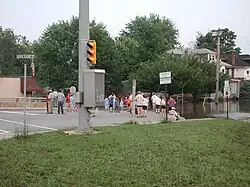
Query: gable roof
223 53 250 67
194 48 215 55
20 77 43 93
167 48 216 55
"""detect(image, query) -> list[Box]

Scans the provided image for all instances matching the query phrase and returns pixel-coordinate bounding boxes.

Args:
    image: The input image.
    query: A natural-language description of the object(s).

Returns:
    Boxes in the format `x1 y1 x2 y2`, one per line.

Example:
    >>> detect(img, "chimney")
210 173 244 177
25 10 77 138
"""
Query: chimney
232 50 236 66
184 48 188 57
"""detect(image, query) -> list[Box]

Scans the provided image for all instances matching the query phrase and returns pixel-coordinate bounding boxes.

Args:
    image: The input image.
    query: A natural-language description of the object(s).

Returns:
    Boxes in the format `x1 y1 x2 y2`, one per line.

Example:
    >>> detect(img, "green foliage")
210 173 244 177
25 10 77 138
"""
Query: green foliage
1 119 250 186
240 82 250 99
0 26 32 76
195 28 240 55
134 55 227 97
33 17 121 91
121 13 179 63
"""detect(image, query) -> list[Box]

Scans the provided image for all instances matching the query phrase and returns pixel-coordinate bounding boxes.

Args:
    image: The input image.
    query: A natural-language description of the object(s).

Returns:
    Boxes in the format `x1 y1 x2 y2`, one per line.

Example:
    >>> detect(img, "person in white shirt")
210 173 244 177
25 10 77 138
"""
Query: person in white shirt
151 93 157 112
154 95 161 114
142 95 149 117
168 107 181 121
160 97 166 118
135 91 144 117
48 90 54 114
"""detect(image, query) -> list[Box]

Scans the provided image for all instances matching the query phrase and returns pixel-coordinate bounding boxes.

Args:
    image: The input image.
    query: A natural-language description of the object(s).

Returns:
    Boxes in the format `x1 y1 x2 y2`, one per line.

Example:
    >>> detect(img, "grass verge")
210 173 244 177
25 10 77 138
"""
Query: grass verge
0 119 250 186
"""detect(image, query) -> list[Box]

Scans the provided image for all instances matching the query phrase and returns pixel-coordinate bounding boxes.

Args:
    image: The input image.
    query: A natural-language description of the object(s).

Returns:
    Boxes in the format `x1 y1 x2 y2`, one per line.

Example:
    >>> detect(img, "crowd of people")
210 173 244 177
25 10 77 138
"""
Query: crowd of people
46 90 78 114
46 89 182 121
104 91 182 120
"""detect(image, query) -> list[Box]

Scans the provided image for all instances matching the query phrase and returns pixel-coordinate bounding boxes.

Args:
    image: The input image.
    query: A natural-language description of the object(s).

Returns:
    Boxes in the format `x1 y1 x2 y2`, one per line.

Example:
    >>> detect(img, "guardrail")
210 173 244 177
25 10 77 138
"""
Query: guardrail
0 97 46 107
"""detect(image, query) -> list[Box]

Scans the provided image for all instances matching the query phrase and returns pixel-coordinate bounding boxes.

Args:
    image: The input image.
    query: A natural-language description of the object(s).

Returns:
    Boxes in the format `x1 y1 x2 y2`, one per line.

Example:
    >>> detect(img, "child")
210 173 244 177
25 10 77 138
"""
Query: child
114 98 120 113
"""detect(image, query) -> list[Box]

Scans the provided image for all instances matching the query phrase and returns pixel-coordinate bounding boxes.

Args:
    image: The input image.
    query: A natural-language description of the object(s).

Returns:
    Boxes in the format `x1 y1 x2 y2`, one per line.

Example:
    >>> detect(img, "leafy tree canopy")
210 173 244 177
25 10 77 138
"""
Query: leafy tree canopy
133 55 228 98
120 13 179 63
195 28 241 54
0 26 32 76
34 17 121 91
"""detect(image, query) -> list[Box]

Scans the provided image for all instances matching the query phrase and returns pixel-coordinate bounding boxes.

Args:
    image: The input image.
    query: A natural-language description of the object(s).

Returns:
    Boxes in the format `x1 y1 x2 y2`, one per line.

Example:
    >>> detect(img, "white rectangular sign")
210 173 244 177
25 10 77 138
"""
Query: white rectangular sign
159 71 171 85
160 77 171 84
159 72 171 79
16 54 35 59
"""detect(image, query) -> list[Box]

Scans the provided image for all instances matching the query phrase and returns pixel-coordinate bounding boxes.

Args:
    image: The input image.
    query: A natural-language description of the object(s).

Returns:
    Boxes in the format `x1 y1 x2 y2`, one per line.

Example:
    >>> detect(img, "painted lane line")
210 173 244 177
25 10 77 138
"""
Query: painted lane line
0 119 57 131
0 111 38 116
0 129 11 134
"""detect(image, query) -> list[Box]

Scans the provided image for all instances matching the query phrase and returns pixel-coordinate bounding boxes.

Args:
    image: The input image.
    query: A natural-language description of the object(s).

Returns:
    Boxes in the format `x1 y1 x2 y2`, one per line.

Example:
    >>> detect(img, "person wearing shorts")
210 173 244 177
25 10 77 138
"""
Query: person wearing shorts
155 95 161 114
142 95 148 117
135 91 144 117
161 97 166 118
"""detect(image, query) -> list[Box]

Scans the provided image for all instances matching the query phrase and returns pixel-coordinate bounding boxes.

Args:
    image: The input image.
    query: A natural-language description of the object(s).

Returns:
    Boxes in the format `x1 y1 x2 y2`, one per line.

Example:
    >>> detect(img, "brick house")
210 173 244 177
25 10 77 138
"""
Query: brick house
0 76 43 98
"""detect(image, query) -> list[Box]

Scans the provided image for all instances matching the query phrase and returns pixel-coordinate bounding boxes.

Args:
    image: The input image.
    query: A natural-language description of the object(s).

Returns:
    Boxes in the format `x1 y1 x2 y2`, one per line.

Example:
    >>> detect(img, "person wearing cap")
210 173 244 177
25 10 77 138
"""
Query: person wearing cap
168 107 180 121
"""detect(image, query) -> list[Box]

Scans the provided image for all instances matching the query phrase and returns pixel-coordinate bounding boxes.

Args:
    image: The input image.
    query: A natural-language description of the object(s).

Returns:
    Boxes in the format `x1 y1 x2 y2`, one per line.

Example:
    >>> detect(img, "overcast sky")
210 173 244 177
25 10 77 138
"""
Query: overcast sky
0 0 249 53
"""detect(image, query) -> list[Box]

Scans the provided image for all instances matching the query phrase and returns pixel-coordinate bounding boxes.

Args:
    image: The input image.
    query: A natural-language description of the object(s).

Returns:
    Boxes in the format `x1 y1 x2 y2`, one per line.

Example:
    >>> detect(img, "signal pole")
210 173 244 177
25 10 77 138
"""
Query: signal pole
78 0 90 131
212 29 224 104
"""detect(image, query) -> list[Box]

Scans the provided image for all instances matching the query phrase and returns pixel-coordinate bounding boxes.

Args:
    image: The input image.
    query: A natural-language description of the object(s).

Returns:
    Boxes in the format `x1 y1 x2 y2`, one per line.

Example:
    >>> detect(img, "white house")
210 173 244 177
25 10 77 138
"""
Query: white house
167 48 243 98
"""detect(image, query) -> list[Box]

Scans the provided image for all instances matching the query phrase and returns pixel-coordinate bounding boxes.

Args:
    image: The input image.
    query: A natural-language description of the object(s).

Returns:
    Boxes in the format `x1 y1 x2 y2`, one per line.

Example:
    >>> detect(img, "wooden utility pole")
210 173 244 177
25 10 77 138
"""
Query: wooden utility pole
212 29 224 104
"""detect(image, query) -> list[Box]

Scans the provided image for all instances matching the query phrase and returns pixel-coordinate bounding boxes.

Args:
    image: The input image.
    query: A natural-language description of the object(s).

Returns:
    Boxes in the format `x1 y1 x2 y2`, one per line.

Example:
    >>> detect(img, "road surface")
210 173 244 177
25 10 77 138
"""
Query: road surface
0 109 163 138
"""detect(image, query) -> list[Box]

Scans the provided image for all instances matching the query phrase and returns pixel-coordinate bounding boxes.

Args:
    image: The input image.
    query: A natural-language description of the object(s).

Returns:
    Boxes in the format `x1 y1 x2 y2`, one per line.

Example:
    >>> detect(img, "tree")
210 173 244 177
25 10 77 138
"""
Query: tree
195 28 241 54
114 36 140 81
240 82 250 99
34 17 120 91
0 26 31 76
120 14 179 63
133 55 227 100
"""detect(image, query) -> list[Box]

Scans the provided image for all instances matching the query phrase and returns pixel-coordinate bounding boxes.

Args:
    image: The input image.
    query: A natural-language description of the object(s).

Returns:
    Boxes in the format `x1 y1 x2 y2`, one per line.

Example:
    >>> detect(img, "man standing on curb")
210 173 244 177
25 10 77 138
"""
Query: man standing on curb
47 90 53 114
57 89 65 114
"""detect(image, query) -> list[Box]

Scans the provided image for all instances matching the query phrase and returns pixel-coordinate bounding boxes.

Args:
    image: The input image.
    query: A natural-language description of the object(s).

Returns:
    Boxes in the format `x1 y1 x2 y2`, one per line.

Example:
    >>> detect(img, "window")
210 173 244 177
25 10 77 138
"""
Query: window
222 69 225 73
247 71 249 75
208 54 215 61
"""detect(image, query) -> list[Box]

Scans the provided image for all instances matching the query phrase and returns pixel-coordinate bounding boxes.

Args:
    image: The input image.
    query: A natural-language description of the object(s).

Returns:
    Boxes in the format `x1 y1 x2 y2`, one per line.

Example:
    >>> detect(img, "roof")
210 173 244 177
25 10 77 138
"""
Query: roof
20 77 43 93
220 60 233 68
167 48 216 55
194 48 216 55
239 54 250 61
223 53 250 67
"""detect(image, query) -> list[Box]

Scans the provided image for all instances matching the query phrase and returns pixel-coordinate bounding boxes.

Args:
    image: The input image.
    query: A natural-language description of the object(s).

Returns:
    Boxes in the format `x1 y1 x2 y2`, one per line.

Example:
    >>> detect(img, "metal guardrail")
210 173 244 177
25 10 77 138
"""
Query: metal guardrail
0 97 46 103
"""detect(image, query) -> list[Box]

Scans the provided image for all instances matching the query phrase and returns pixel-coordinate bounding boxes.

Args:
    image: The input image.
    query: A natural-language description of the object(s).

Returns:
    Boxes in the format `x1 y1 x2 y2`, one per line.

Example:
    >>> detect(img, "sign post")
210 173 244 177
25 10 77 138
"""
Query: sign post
224 80 230 119
16 53 35 135
159 71 171 121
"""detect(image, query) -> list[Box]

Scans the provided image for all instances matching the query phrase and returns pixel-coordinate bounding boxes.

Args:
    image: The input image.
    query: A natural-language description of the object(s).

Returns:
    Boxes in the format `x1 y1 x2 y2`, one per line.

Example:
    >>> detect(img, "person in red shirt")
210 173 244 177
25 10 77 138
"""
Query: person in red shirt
66 92 71 112
167 96 176 111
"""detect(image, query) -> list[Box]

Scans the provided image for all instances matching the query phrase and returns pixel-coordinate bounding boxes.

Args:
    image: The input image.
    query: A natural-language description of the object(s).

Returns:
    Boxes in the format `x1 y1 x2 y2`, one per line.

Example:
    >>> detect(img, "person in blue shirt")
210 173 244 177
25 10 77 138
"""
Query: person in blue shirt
109 95 114 112
114 98 120 113
104 97 109 111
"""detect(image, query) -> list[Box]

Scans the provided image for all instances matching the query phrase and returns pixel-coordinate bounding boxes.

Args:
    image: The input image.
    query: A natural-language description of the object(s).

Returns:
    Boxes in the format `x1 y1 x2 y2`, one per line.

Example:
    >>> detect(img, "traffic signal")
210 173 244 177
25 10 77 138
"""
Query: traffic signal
87 40 96 65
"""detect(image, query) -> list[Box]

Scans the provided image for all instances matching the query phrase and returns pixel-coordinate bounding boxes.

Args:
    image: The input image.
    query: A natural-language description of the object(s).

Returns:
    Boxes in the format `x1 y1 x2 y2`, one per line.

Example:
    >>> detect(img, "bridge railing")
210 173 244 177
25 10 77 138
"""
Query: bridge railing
0 97 46 107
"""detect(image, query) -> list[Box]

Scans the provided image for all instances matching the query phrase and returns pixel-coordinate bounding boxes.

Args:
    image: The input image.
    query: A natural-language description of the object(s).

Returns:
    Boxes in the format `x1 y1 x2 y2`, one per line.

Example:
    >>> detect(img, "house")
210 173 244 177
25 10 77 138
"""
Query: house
167 48 241 98
0 76 43 99
223 51 250 80
167 48 217 61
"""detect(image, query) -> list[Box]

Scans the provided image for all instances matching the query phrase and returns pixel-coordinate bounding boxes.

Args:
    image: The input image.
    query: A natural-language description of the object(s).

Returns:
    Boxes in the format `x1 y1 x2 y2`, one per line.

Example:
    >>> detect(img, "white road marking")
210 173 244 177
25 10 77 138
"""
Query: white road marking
0 129 11 134
0 119 57 131
0 111 38 116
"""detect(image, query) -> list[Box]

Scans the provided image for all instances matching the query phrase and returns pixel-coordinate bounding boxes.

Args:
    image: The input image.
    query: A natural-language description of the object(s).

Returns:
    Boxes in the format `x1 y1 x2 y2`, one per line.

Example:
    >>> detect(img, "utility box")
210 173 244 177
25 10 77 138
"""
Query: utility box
83 69 105 107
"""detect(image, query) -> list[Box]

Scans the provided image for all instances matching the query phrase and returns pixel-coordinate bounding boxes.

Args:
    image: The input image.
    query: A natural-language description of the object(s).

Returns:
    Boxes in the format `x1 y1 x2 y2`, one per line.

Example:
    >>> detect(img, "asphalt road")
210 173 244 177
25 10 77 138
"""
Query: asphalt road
0 109 162 138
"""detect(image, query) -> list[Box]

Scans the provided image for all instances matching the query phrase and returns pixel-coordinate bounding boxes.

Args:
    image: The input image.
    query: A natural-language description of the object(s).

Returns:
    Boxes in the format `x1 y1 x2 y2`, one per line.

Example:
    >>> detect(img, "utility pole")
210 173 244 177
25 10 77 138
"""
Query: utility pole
212 29 224 105
78 0 90 131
